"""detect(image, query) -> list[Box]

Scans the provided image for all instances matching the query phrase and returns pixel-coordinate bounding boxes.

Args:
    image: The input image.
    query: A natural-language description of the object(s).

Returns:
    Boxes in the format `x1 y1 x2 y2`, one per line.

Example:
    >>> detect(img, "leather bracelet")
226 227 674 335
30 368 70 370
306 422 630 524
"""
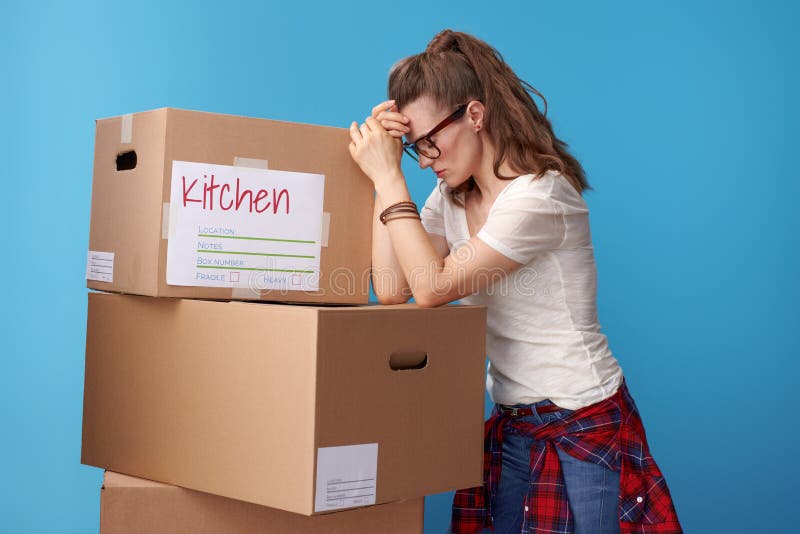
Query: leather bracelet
380 208 419 224
380 201 416 218
382 213 422 223
379 201 418 224
382 200 416 211
380 206 418 217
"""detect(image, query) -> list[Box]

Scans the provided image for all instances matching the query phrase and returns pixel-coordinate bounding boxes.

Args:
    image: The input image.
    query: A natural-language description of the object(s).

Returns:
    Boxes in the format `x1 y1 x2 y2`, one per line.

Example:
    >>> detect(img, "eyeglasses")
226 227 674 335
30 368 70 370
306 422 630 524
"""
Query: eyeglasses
402 103 469 162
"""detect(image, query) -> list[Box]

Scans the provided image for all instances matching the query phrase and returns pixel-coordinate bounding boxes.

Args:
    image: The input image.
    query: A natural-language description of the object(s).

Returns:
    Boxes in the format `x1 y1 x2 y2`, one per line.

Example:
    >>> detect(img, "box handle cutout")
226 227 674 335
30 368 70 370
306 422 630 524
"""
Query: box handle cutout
116 150 137 171
389 351 428 371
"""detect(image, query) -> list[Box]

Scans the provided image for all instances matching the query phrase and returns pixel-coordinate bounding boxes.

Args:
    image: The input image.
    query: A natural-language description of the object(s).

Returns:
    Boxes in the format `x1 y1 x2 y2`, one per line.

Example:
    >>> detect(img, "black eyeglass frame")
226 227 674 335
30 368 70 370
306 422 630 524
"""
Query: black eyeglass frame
401 103 469 162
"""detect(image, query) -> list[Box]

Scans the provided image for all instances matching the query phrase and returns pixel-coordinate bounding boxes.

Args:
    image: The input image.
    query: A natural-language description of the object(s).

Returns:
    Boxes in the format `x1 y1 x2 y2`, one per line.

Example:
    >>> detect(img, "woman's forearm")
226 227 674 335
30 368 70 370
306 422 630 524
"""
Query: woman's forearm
371 191 412 304
375 177 447 306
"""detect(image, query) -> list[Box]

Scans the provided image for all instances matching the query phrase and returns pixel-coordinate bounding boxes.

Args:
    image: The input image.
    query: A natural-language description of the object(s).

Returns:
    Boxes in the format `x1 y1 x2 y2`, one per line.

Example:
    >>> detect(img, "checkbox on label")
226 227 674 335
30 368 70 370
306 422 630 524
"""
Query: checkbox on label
229 272 240 283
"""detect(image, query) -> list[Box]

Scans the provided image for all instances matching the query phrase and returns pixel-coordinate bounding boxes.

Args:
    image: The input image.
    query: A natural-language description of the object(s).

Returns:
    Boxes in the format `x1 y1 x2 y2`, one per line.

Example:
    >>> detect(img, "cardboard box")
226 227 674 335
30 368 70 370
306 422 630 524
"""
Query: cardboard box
100 471 424 534
82 292 487 516
86 108 373 304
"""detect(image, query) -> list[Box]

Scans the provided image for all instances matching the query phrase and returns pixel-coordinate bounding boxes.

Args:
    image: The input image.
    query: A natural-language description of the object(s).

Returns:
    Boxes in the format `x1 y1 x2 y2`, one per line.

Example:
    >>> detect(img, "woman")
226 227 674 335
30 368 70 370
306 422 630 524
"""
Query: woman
348 29 682 534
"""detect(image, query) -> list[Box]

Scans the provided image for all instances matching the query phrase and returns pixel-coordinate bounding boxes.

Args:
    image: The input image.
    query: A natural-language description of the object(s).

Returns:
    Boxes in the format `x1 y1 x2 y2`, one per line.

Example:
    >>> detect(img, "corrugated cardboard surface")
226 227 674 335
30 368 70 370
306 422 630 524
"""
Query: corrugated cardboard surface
82 293 319 514
88 109 167 295
100 471 424 534
313 306 487 503
87 107 373 304
82 292 487 515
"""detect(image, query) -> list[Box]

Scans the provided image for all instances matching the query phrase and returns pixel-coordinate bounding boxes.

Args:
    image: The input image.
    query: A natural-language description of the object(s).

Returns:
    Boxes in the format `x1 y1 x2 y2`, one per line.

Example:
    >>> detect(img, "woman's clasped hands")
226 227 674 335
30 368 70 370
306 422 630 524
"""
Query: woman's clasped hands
348 100 411 188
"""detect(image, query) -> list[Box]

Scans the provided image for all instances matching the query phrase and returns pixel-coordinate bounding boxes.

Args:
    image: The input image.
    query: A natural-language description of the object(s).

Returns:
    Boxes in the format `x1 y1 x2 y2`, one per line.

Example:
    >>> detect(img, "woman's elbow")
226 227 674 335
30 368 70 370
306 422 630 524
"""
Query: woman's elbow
375 292 411 305
412 291 448 308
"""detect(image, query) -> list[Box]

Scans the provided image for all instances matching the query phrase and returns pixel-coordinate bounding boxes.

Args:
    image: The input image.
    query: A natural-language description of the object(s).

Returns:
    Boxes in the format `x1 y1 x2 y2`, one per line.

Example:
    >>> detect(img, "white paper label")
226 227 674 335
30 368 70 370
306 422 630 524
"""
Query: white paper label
166 160 325 292
86 251 114 282
120 114 132 144
314 443 378 512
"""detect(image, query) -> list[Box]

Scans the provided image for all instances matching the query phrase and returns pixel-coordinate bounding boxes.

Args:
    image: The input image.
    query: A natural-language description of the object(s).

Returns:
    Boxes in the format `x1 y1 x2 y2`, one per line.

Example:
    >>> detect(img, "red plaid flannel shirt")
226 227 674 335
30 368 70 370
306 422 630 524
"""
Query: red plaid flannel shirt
452 378 682 533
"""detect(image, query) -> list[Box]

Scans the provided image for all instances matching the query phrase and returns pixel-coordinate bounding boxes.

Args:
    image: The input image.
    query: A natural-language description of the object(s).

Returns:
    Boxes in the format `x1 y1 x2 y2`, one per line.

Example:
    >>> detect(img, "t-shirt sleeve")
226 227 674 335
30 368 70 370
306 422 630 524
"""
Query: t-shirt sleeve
476 193 565 264
420 181 447 237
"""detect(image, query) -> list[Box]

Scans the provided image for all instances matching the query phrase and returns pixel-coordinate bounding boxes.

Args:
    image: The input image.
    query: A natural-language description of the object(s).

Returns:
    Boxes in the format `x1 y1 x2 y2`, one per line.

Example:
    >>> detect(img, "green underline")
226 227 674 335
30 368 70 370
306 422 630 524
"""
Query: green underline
197 250 315 259
197 266 314 273
198 233 316 244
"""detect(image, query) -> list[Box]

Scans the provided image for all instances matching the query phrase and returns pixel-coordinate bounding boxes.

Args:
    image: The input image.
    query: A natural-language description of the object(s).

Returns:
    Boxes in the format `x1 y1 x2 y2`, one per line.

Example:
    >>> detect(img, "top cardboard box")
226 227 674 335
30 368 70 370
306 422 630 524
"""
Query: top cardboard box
86 108 373 304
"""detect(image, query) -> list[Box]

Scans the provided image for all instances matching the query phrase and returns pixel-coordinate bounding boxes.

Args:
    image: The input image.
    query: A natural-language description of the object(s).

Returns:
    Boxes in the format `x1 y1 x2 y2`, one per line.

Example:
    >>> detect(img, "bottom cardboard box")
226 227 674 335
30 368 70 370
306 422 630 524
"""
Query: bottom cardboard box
100 471 424 533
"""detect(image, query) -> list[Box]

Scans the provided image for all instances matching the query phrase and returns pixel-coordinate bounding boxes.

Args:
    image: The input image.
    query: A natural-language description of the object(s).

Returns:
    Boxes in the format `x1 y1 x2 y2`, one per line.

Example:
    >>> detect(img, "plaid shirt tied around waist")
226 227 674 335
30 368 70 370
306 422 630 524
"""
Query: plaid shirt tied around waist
451 378 683 533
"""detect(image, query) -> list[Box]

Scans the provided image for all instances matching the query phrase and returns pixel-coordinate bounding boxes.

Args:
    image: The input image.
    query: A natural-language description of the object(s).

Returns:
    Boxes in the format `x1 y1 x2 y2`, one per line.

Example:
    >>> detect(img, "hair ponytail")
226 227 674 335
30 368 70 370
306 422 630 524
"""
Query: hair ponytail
388 29 590 201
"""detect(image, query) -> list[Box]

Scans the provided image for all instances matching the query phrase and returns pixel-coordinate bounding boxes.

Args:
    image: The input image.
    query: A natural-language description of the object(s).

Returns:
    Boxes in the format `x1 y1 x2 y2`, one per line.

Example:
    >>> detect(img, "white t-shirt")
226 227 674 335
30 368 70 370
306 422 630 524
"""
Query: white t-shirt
420 170 623 410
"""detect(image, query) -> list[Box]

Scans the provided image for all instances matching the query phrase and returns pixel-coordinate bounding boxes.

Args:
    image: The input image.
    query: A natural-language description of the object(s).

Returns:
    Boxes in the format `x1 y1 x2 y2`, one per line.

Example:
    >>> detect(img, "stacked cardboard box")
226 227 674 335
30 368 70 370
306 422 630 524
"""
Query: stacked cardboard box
101 471 425 534
85 107 374 304
81 108 488 531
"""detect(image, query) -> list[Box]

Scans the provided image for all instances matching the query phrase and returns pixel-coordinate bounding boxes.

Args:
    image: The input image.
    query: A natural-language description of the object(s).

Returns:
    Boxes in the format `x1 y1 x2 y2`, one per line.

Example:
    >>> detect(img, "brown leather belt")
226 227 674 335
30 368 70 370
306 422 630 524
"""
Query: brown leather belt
498 403 565 417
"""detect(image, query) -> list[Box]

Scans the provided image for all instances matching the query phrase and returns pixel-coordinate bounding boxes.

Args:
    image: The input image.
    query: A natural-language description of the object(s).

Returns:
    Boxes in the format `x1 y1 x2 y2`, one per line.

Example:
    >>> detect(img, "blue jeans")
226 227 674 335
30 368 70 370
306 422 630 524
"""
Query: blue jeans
489 399 621 534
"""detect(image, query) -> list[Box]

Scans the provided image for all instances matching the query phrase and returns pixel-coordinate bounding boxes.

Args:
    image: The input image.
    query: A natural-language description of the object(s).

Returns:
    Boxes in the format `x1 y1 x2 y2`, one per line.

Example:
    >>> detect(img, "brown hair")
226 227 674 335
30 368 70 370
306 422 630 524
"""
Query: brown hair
388 29 590 203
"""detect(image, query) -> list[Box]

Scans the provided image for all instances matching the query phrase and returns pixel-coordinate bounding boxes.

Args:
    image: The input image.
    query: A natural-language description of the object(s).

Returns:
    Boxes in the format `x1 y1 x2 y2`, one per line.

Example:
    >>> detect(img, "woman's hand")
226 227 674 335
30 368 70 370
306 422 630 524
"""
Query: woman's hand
348 100 410 188
372 100 410 139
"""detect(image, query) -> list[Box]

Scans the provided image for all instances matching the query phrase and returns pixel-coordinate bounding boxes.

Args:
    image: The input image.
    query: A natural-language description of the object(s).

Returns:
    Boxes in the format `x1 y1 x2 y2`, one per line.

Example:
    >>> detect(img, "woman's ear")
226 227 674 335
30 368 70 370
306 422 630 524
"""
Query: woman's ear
467 100 485 131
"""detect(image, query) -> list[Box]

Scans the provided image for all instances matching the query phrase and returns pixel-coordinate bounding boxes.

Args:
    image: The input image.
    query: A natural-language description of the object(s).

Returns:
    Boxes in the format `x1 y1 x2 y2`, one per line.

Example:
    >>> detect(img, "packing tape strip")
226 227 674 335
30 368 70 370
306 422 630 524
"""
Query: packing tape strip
120 114 133 144
231 286 260 300
233 156 269 169
320 212 331 248
162 202 170 239
168 201 180 240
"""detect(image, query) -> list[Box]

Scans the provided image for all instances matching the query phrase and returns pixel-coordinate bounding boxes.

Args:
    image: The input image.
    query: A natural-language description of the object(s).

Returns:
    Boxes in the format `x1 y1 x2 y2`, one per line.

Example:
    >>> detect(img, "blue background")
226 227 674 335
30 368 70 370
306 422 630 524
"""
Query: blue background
3 1 797 532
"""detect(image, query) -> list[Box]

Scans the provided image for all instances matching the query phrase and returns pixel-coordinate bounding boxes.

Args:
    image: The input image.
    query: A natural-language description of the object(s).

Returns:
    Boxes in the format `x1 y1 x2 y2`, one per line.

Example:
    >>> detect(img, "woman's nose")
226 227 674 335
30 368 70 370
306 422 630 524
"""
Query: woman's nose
418 155 434 169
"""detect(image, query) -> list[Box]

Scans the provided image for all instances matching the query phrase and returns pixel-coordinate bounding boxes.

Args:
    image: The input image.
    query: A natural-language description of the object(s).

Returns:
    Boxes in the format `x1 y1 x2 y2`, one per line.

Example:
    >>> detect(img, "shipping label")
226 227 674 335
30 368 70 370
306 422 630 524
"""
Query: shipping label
166 160 325 292
315 443 378 512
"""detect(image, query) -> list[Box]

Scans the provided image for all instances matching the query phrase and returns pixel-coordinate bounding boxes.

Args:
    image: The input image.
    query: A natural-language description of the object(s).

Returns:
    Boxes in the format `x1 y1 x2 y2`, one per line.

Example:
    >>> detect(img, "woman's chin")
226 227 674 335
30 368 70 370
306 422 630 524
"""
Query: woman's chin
443 174 469 188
